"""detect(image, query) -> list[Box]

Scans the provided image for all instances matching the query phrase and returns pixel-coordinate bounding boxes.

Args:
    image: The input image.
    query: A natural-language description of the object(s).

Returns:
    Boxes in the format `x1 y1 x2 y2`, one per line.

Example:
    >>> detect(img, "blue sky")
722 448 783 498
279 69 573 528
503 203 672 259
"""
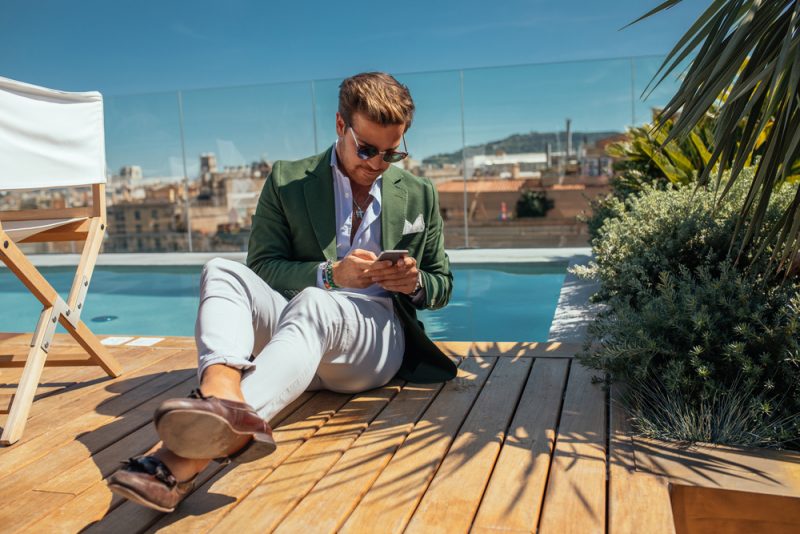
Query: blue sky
1 0 705 177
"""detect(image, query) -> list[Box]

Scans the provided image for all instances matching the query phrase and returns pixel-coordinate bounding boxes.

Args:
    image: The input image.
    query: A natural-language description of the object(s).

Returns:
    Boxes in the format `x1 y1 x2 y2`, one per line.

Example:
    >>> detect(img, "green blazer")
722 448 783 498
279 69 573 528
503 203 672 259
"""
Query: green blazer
246 146 457 383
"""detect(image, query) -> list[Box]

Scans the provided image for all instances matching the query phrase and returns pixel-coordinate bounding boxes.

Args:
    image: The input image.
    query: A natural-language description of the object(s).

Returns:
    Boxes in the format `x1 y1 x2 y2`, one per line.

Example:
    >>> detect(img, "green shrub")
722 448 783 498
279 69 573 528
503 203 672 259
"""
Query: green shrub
583 262 800 448
583 193 625 243
576 168 800 449
586 109 719 243
573 168 795 307
515 189 554 218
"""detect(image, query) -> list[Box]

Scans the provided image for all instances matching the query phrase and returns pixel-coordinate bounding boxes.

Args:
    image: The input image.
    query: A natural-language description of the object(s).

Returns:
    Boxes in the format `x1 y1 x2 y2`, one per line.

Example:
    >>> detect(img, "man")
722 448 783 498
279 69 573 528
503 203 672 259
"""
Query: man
107 72 456 512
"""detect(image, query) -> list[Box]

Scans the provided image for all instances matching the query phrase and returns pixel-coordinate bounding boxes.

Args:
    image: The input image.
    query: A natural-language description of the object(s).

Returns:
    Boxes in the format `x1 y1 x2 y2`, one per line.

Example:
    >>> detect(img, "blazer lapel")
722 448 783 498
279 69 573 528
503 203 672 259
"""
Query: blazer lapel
304 147 337 261
381 166 407 251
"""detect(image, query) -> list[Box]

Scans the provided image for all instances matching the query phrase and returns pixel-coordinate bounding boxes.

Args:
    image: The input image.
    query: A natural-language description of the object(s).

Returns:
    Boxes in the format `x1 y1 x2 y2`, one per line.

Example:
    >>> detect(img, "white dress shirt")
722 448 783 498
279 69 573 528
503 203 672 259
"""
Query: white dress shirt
316 142 391 299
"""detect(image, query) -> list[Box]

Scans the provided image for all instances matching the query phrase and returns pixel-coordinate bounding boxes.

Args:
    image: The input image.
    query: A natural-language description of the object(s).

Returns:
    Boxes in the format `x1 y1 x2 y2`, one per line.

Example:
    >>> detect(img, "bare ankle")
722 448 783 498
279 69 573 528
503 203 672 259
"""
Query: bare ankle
199 364 246 403
200 384 245 403
153 448 208 482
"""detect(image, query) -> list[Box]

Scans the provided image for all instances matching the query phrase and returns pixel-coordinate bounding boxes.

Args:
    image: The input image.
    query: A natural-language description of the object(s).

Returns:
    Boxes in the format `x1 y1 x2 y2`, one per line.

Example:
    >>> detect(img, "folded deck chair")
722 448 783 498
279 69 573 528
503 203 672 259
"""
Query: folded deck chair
0 76 122 445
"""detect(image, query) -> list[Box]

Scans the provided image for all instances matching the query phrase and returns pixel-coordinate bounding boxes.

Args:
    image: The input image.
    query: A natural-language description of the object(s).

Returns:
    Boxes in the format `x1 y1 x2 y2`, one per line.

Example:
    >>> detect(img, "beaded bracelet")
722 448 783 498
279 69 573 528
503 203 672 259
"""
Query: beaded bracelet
322 260 340 290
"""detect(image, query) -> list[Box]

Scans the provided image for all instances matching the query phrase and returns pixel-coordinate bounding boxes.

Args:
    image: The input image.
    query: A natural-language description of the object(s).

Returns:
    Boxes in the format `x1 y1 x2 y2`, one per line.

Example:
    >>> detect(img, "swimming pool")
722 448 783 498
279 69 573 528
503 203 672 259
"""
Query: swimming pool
0 263 566 342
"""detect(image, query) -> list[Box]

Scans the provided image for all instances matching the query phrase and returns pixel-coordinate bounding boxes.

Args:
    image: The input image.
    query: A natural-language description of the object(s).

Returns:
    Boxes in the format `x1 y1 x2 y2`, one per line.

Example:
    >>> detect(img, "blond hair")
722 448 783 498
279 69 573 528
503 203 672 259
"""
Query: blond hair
338 72 415 130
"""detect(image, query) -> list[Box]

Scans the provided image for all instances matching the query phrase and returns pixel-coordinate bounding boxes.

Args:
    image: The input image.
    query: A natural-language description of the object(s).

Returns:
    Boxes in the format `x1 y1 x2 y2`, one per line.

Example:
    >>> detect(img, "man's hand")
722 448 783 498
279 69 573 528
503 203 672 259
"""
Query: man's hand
367 255 420 295
332 249 379 289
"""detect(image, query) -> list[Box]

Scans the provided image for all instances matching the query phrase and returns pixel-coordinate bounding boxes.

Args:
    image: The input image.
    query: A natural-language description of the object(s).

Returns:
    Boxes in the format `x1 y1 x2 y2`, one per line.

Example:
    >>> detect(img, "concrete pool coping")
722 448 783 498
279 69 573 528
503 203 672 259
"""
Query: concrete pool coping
11 248 591 267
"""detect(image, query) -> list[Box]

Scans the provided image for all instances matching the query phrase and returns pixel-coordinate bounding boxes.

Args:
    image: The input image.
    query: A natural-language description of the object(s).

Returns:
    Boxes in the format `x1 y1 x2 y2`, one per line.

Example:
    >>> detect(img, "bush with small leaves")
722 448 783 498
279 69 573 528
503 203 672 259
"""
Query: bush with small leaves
576 168 800 449
515 189 554 218
582 262 800 448
573 168 796 307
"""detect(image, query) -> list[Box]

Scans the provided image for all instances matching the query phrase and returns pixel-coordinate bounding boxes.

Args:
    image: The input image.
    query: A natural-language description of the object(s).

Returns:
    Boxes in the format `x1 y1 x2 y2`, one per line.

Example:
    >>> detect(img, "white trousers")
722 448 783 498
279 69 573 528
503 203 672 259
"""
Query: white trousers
195 258 405 421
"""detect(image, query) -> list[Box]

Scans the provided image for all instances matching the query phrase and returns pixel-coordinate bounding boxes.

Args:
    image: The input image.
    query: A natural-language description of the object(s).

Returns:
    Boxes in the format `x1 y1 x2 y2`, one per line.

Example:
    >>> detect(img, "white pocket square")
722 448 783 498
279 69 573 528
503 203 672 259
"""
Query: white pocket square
402 214 425 235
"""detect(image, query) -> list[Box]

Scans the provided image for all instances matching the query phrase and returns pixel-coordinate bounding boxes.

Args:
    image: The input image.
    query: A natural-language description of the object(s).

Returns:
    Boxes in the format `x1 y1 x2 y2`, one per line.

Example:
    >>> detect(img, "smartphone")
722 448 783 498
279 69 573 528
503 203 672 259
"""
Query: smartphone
377 249 409 265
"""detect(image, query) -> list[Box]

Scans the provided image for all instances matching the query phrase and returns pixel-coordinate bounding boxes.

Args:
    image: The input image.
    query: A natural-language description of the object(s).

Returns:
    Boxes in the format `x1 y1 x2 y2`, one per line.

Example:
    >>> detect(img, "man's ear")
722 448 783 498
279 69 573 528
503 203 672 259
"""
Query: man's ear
335 112 346 137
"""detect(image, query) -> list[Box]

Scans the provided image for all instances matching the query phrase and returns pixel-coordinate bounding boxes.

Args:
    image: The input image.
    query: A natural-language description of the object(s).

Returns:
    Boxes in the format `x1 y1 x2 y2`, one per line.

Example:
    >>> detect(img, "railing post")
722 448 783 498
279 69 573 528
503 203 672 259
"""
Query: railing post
459 69 469 249
177 90 192 252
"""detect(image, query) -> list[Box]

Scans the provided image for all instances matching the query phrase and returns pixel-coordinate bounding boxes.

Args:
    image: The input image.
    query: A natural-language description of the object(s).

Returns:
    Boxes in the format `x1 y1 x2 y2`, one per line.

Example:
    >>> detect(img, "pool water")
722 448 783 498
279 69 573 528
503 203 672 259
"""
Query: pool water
0 263 565 342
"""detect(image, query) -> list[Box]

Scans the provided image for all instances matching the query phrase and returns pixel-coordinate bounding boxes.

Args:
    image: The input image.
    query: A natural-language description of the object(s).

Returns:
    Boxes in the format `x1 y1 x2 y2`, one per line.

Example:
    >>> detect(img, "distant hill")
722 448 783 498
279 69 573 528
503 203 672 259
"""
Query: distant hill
422 130 621 165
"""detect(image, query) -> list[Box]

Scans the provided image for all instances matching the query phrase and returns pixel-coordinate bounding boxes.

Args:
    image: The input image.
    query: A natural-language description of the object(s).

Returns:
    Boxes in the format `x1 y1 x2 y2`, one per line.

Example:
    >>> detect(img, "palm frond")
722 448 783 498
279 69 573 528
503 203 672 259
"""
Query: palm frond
636 0 800 274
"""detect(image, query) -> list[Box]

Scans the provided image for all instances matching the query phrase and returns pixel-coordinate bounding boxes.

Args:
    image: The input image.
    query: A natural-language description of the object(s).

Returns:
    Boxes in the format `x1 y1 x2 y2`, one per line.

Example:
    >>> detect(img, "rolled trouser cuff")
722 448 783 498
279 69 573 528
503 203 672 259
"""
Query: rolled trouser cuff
197 355 256 382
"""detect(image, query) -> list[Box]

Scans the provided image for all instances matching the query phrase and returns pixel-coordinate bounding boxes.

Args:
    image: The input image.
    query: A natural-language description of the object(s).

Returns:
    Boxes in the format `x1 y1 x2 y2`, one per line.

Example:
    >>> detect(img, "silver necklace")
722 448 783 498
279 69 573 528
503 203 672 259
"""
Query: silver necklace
353 195 372 220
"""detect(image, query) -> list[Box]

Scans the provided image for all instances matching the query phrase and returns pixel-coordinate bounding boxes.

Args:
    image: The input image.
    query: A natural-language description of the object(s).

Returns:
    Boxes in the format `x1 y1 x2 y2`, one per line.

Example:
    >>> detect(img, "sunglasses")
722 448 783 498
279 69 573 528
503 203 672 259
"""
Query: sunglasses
348 125 409 163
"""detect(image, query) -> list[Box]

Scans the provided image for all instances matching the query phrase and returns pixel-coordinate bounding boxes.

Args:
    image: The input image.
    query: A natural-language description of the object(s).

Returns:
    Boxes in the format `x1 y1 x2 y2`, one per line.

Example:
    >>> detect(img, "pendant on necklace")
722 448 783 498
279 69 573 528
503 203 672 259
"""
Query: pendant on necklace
355 206 364 220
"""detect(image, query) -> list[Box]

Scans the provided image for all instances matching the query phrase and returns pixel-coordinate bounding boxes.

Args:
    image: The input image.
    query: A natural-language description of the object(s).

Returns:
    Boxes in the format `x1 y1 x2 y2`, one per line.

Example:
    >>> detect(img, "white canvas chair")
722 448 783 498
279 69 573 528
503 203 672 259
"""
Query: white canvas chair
0 76 122 445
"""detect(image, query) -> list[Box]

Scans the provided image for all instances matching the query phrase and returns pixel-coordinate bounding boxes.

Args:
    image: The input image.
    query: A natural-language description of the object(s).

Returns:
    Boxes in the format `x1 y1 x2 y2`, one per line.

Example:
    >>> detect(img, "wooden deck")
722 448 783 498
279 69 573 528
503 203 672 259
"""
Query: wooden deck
0 333 677 533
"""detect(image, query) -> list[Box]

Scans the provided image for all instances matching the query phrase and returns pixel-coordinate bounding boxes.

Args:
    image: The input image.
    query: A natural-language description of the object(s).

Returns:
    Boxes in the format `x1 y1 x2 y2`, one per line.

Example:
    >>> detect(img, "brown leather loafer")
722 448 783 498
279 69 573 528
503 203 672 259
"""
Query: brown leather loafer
154 389 276 462
107 455 196 513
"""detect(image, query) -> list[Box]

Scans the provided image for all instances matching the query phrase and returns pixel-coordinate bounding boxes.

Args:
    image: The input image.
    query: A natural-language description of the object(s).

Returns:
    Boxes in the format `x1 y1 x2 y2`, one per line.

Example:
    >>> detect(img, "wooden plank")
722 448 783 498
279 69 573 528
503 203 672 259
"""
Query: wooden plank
84 465 215 534
0 333 134 348
0 332 183 351
0 206 93 222
0 352 95 367
0 370 196 511
0 344 95 363
404 357 533 534
19 221 90 242
0 348 191 479
670 485 800 534
275 381 444 533
470 341 580 358
607 386 675 534
1 387 88 415
3 418 164 533
128 337 196 350
0 355 105 380
340 357 495 534
633 438 800 501
209 382 404 533
433 341 471 362
134 391 351 534
538 362 607 534
24 391 317 534
0 363 105 417
0 347 167 450
0 363 91 408
471 358 570 533
0 345 110 391
0 333 33 345
20 347 160 428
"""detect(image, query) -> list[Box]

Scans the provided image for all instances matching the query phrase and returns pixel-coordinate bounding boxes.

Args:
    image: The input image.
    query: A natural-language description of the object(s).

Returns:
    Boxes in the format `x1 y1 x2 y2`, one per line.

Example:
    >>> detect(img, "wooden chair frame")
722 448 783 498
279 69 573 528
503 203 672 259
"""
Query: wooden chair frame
0 183 122 445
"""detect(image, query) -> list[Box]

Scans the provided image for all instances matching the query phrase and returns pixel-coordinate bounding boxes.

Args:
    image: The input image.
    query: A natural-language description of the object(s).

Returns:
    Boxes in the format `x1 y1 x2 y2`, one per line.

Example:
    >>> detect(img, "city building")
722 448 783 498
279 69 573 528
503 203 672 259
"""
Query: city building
105 200 187 252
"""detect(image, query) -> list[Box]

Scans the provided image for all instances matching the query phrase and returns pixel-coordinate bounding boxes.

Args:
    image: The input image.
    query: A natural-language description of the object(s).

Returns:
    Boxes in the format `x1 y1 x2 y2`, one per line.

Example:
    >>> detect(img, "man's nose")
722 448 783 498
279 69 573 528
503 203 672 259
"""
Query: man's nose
367 159 386 171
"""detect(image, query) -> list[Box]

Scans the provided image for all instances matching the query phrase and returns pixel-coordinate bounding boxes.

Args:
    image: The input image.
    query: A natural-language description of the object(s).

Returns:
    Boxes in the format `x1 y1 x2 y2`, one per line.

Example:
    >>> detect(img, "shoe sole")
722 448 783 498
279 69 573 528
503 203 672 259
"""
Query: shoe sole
107 482 176 513
155 409 276 461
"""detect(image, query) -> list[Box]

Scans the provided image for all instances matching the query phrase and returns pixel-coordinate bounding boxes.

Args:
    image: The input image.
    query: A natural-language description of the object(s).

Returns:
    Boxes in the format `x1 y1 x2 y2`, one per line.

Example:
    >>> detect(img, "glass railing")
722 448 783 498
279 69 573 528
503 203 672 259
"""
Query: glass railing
14 55 682 254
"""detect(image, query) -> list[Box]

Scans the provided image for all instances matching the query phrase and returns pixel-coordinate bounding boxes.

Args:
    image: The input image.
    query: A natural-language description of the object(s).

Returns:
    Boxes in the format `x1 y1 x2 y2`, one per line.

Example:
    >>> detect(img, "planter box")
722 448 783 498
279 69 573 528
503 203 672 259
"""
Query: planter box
632 436 800 533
